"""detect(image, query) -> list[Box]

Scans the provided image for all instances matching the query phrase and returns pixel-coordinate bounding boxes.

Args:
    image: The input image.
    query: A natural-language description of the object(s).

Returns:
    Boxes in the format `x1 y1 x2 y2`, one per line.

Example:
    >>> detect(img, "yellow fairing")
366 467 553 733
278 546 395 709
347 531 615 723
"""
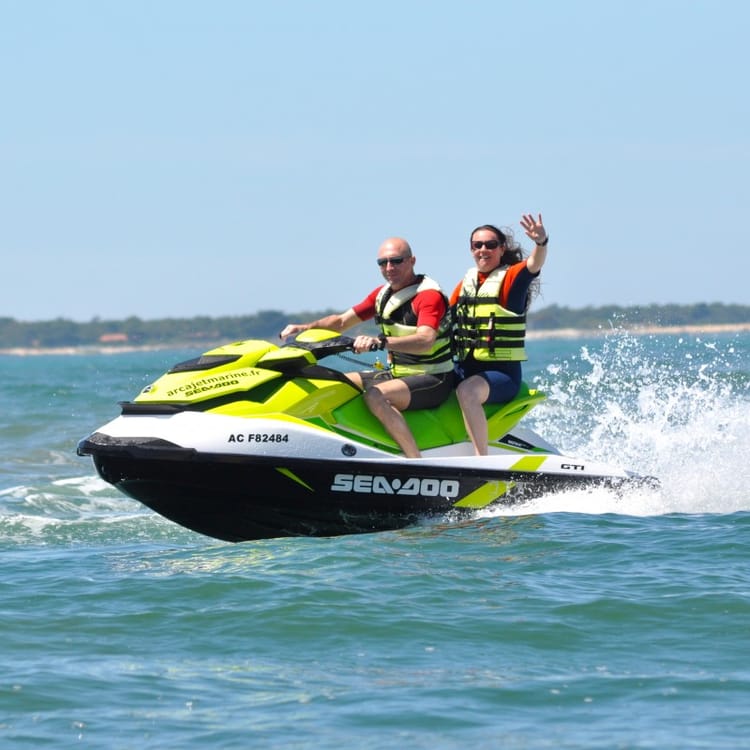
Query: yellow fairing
135 367 283 405
452 481 514 508
202 339 278 364
208 378 359 418
452 456 549 509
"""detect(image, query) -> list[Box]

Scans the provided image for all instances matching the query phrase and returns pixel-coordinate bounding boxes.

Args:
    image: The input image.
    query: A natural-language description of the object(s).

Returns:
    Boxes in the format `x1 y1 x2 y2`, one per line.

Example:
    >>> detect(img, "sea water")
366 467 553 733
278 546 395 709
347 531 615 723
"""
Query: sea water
1 332 749 749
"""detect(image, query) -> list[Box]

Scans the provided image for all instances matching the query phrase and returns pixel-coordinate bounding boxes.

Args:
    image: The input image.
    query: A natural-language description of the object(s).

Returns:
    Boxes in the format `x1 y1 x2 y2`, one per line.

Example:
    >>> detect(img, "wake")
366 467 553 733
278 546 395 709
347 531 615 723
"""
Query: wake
488 331 750 517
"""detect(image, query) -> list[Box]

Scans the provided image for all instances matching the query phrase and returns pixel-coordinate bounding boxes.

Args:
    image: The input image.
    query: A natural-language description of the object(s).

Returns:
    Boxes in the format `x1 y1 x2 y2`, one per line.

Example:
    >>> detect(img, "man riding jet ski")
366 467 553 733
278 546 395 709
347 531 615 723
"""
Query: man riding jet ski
281 236 454 458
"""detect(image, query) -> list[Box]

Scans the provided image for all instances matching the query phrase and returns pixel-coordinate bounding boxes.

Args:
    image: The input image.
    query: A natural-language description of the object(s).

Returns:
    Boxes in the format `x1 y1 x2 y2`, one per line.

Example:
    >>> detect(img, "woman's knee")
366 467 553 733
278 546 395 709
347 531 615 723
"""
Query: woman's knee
457 375 488 405
456 379 471 406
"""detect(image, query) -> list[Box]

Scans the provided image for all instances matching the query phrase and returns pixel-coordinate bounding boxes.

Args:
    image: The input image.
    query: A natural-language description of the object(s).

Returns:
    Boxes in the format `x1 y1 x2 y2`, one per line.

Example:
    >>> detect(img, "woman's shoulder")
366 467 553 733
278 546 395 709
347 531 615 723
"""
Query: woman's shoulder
505 260 536 285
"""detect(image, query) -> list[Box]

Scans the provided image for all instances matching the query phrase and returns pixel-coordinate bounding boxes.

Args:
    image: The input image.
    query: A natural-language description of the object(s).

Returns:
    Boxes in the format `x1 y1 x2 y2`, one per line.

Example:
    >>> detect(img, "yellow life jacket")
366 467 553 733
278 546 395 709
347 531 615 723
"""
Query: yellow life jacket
453 267 527 362
375 275 453 377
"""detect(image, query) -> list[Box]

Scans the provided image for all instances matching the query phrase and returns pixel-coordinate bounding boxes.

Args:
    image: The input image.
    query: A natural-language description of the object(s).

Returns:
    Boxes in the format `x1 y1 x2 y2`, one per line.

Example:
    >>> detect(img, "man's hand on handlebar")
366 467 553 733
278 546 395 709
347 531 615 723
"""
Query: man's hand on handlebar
352 335 383 353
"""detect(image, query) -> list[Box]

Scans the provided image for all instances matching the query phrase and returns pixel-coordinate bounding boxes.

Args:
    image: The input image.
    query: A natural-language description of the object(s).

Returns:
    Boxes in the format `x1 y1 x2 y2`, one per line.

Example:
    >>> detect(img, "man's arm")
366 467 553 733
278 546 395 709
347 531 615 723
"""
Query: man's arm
352 290 445 354
280 308 362 339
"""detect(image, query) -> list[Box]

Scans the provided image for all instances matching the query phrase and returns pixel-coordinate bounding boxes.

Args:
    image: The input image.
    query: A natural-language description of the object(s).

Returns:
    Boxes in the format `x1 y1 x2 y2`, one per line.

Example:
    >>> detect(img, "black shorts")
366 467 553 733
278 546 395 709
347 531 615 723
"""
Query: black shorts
359 370 455 410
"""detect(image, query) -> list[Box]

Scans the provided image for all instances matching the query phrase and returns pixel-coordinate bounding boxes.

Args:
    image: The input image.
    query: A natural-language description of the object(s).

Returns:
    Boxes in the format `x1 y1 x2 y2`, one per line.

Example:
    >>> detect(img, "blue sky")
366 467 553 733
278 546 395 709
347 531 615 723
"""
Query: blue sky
2 0 748 322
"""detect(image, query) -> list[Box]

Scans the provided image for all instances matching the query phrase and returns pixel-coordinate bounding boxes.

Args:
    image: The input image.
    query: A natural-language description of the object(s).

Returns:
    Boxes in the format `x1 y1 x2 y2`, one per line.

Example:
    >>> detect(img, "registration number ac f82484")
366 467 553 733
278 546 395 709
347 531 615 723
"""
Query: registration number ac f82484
228 433 290 443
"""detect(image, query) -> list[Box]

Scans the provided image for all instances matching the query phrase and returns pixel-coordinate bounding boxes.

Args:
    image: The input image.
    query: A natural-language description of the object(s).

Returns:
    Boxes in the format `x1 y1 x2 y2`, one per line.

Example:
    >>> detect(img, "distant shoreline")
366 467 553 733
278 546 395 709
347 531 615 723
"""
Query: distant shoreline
2 322 749 356
529 322 750 339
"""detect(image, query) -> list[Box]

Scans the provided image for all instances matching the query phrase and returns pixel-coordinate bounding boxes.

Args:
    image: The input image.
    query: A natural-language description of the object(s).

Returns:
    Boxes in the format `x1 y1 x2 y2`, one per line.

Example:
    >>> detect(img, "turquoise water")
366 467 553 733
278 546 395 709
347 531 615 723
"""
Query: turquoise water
2 332 749 748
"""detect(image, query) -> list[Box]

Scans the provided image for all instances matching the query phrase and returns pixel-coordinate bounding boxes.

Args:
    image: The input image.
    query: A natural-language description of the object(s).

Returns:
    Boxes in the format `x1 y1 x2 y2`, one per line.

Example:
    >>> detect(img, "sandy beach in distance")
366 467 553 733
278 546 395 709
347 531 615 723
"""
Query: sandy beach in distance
526 322 750 340
1 322 749 356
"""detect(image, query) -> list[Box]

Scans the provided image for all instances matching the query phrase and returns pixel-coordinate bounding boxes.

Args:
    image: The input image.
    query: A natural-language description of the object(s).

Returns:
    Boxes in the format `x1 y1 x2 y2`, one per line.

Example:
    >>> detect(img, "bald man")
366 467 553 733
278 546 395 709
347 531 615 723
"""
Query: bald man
280 237 454 458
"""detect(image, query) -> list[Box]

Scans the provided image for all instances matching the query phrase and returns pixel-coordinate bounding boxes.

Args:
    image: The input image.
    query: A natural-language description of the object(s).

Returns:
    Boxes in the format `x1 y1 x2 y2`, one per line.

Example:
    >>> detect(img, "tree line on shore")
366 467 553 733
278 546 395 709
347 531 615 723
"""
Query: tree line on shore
1 303 748 349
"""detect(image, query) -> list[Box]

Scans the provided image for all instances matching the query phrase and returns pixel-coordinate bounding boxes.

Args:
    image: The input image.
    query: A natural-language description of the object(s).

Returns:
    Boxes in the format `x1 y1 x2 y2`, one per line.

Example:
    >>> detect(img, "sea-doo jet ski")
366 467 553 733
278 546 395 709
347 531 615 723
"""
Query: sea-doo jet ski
77 329 656 542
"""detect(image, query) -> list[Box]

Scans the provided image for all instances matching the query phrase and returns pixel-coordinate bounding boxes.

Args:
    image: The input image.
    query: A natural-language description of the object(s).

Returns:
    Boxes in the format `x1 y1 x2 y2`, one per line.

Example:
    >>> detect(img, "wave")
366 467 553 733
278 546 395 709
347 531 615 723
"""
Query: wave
0 474 186 546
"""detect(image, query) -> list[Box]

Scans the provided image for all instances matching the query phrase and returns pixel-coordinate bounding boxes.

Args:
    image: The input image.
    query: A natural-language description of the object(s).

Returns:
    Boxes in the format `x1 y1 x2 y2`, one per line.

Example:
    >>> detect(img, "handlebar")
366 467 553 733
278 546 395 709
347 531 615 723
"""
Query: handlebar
283 330 384 358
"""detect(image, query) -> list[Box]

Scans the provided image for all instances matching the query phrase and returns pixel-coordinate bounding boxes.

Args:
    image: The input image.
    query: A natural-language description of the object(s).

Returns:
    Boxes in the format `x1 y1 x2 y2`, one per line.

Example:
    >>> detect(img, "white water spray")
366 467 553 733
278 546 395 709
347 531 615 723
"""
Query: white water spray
490 331 750 517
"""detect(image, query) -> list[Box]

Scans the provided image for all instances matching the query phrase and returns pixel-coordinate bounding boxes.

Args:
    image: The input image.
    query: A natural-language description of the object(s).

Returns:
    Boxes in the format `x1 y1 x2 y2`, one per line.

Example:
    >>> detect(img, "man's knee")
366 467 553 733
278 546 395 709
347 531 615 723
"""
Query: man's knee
365 384 410 412
363 386 382 404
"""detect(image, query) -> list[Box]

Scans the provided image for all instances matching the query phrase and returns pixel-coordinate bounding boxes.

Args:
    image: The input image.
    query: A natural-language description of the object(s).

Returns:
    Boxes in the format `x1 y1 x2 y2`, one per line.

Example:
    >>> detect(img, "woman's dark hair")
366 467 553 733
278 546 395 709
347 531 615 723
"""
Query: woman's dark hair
469 224 540 308
469 224 524 265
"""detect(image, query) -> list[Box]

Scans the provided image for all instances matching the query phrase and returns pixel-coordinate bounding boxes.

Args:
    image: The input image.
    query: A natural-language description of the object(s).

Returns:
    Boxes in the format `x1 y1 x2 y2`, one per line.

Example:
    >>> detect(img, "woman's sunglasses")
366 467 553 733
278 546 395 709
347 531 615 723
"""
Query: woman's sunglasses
471 240 501 250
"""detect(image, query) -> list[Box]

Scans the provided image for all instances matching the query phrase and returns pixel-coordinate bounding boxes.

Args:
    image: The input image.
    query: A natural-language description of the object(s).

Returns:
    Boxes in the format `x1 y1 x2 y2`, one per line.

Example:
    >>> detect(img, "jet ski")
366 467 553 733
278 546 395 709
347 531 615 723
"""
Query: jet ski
77 329 656 542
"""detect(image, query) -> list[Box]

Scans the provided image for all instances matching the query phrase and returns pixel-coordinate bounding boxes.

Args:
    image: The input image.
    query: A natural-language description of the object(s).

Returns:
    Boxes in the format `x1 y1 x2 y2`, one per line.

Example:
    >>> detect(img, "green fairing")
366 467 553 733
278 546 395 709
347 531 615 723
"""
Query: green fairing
132 331 545 455
330 384 545 453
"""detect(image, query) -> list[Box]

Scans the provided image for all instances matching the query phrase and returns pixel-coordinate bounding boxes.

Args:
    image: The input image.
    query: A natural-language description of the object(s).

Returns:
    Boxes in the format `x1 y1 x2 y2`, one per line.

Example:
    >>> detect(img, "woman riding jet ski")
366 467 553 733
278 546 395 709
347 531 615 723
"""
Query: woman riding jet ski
77 330 656 542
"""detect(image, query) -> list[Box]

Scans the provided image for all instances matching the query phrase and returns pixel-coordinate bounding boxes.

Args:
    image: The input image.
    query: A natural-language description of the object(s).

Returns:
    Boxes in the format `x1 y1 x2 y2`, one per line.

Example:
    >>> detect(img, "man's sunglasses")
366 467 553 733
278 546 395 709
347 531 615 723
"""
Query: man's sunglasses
471 240 501 250
377 256 408 267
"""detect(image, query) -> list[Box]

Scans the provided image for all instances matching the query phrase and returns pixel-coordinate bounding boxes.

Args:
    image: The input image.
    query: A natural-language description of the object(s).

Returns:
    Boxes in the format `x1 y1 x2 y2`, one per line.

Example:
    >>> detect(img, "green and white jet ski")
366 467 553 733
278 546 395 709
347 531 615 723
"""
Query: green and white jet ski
77 329 656 542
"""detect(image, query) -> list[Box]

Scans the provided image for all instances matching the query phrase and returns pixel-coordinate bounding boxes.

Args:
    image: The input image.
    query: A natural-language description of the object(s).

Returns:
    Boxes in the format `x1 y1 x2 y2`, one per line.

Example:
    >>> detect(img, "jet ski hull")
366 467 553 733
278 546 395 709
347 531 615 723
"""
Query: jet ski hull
79 429 645 542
